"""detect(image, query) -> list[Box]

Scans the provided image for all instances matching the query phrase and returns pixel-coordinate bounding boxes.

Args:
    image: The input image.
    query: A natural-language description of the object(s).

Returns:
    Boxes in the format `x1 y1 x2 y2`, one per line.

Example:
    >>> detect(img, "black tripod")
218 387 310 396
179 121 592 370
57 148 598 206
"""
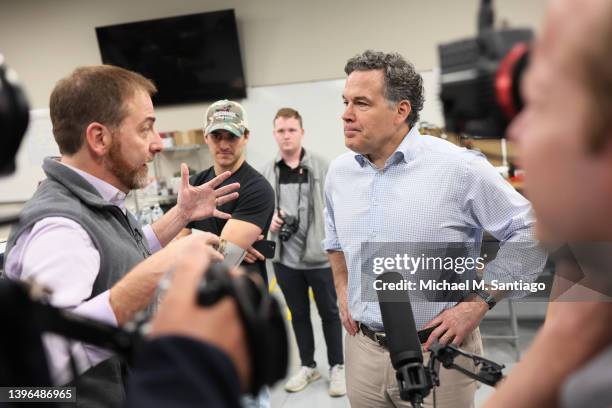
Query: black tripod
397 340 505 408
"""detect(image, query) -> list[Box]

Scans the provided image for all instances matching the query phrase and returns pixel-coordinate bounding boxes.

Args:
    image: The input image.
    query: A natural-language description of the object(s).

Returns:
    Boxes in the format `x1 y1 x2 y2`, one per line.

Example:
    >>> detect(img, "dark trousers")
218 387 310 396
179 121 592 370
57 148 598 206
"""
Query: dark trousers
273 263 344 368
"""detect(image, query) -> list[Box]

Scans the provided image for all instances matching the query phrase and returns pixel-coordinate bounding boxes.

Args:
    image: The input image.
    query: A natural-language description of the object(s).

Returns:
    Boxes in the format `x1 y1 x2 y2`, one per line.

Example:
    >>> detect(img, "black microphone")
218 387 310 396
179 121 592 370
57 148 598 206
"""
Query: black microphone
376 272 432 407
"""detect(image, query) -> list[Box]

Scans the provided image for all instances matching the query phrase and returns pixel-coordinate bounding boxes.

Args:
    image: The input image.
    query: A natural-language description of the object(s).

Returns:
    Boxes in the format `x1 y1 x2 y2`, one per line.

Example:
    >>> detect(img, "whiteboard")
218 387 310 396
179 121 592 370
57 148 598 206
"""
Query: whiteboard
243 69 443 171
0 109 58 202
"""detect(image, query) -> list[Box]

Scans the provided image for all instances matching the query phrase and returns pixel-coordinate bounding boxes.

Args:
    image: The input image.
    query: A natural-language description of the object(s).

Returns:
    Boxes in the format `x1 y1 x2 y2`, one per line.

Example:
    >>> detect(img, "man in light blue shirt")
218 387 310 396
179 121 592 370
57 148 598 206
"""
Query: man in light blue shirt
323 50 546 408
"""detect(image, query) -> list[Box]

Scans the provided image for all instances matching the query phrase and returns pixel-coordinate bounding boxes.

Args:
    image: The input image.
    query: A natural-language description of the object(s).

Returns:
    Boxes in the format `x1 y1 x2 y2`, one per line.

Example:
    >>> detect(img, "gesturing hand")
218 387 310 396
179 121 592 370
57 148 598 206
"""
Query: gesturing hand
177 163 240 222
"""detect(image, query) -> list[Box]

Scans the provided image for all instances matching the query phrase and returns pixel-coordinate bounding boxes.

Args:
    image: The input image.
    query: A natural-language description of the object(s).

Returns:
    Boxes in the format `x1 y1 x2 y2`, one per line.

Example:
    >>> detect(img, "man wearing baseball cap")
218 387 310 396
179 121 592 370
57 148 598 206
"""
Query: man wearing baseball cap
184 99 275 285
182 100 275 407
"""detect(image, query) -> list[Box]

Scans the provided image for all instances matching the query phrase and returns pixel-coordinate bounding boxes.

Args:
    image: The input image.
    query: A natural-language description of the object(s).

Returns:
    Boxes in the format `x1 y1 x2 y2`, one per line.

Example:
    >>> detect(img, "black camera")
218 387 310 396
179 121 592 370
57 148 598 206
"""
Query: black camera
439 0 532 138
198 263 288 394
279 214 299 242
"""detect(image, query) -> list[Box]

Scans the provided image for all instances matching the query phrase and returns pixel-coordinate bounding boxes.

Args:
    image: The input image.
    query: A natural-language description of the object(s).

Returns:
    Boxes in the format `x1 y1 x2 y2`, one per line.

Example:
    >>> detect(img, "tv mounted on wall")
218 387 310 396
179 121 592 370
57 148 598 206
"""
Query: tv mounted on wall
96 9 246 106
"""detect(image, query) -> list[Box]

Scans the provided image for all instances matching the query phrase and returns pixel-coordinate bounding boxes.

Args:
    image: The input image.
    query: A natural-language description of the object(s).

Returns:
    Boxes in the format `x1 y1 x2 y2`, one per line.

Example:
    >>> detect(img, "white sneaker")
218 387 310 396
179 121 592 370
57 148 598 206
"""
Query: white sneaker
328 364 346 397
284 366 321 392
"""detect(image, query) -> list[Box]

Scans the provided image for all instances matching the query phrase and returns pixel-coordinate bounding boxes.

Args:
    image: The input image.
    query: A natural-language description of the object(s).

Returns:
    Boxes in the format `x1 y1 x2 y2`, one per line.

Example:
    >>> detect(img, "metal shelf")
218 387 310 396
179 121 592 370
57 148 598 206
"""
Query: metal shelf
161 144 201 152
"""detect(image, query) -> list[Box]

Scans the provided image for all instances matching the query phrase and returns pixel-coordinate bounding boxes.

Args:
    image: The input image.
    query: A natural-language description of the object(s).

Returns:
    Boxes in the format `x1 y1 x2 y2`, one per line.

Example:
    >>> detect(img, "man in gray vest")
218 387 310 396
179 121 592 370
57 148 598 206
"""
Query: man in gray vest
261 108 345 397
3 65 239 407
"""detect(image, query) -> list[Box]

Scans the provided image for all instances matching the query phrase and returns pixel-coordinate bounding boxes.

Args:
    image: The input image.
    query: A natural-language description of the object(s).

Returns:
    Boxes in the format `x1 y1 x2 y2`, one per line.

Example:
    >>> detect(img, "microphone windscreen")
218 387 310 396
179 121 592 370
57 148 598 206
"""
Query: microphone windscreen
376 272 423 369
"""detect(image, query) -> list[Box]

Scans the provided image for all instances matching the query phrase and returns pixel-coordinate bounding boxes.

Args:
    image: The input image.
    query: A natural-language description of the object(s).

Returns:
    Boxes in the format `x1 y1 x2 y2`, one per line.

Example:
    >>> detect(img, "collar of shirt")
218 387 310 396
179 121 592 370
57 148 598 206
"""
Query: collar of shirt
59 161 128 213
353 126 421 170
275 147 305 167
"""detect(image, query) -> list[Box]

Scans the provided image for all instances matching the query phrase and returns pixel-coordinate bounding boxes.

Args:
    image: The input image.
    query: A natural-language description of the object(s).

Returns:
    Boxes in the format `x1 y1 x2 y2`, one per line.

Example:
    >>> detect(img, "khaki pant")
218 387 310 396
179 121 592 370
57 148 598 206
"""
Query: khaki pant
345 327 483 408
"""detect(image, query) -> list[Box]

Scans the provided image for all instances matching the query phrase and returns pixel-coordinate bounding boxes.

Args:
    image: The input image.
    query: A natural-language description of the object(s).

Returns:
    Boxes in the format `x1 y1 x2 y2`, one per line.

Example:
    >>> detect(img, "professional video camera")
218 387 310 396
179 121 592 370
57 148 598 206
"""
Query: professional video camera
198 263 288 394
439 0 533 137
0 264 288 395
0 56 288 399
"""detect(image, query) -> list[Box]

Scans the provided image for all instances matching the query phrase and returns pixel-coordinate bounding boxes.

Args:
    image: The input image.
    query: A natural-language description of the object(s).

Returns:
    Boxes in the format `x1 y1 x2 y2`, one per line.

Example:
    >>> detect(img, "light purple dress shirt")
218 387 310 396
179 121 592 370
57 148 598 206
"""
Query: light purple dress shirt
4 161 161 385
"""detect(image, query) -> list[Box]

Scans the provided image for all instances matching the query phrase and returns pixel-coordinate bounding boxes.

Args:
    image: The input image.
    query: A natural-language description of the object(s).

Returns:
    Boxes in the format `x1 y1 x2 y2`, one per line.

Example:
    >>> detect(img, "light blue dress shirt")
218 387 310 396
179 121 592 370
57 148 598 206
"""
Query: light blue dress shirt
323 127 546 331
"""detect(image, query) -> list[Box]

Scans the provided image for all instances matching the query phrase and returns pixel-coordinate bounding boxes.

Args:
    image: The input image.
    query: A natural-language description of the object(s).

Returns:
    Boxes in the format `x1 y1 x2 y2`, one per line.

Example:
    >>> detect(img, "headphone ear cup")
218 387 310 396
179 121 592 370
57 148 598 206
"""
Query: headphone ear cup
0 59 30 176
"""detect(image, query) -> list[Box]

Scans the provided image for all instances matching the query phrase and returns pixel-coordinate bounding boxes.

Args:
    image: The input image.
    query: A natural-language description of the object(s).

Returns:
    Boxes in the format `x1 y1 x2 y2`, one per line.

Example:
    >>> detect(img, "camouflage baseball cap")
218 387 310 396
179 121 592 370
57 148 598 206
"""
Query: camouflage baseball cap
204 99 248 138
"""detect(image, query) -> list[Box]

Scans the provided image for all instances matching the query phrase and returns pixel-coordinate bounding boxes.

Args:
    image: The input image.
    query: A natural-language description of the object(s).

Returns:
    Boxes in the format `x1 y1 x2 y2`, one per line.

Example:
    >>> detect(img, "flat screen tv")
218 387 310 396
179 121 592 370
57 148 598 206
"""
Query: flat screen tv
96 10 246 106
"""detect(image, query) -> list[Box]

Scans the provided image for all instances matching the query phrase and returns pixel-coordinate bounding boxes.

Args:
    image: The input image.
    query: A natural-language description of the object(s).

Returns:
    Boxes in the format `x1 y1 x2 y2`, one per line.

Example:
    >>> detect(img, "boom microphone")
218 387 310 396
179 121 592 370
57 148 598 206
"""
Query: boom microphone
376 272 432 407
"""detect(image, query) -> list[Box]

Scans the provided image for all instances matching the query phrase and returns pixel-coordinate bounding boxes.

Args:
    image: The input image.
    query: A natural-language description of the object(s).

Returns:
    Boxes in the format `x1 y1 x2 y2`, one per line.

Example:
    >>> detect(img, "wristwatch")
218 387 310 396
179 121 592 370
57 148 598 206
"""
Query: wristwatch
473 288 496 310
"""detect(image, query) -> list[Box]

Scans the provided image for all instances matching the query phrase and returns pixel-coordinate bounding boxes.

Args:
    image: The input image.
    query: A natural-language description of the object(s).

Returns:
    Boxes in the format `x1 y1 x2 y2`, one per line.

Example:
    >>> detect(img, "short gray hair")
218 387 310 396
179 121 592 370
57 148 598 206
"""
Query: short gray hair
344 50 424 127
